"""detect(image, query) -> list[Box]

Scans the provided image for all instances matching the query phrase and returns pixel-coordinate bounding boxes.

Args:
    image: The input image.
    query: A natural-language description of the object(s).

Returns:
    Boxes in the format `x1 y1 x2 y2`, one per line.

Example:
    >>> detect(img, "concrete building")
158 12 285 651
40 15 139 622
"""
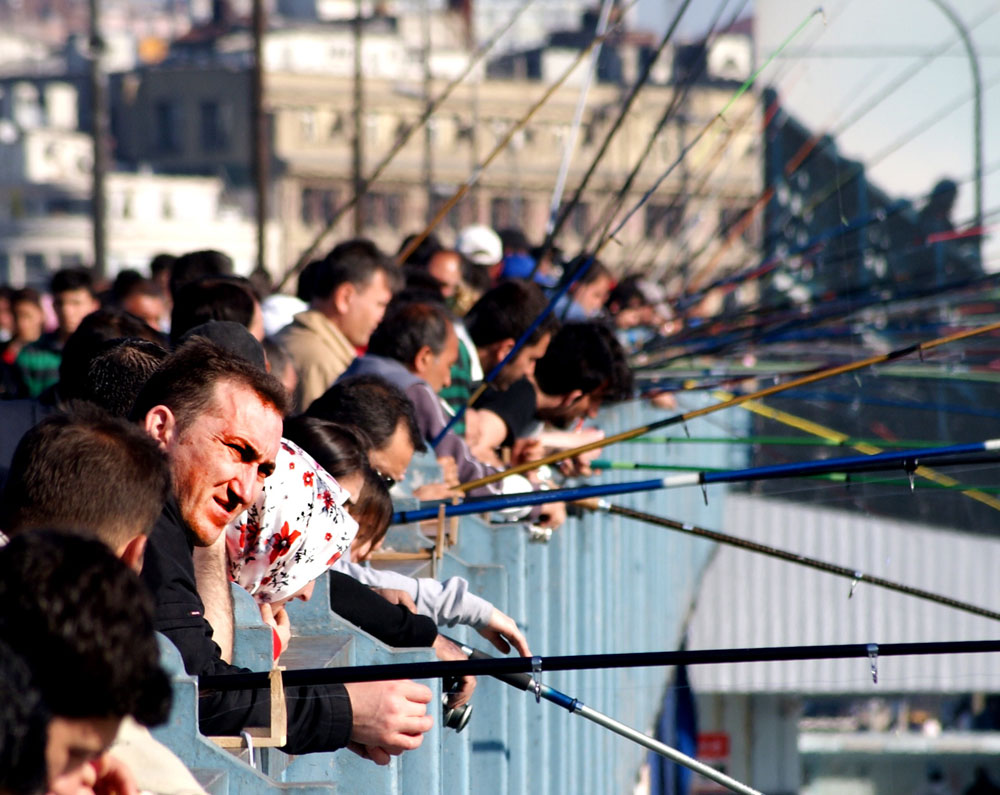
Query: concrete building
0 80 275 286
114 19 760 279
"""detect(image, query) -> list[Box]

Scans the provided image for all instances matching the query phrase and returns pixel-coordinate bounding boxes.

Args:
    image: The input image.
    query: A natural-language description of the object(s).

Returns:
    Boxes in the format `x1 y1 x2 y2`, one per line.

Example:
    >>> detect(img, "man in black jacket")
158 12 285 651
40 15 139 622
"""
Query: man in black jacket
132 337 433 762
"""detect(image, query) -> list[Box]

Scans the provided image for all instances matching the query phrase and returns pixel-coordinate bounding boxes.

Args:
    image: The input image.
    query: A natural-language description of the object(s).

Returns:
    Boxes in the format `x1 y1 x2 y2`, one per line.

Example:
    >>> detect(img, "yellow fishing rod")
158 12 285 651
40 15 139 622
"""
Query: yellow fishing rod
457 317 1000 492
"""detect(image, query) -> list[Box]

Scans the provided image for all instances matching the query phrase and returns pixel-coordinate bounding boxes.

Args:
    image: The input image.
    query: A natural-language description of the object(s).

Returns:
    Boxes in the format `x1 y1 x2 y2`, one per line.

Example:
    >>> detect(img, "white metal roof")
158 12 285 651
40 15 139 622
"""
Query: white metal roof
687 494 1000 693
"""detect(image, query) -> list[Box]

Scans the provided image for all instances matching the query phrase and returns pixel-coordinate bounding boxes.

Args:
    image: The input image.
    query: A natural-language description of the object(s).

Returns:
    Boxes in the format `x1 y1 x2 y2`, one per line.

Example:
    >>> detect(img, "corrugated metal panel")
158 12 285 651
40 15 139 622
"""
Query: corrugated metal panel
688 494 1000 694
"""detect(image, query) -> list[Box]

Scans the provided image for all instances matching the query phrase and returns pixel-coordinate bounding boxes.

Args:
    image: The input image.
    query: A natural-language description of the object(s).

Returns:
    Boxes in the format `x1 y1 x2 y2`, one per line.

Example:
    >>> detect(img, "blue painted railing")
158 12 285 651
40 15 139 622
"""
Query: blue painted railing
152 394 743 792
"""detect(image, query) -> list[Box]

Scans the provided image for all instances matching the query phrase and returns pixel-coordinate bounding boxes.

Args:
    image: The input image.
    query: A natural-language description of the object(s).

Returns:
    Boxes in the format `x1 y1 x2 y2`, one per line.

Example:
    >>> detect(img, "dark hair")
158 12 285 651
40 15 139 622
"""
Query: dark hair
562 255 611 289
367 302 451 364
283 416 371 478
81 338 168 417
50 267 96 298
296 260 322 303
534 322 633 401
58 308 164 402
347 466 392 558
262 336 292 378
402 265 449 300
397 232 442 268
2 404 171 549
312 238 400 300
149 252 177 278
497 227 530 254
169 275 258 344
0 638 48 795
130 337 290 431
111 269 145 302
10 287 41 310
305 374 425 453
0 530 172 724
606 275 646 313
169 249 234 299
461 256 492 294
465 279 557 348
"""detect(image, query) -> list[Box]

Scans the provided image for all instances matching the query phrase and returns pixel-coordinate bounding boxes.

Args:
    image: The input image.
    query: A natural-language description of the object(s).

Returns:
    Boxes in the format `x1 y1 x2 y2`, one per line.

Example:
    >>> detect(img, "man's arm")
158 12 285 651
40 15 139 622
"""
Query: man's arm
192 535 233 663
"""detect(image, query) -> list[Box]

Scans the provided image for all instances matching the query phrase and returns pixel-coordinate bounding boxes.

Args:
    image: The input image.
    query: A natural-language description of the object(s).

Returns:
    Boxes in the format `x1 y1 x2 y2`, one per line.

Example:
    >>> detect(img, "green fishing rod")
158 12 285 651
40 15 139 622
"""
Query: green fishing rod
458 316 1000 492
589 459 1000 494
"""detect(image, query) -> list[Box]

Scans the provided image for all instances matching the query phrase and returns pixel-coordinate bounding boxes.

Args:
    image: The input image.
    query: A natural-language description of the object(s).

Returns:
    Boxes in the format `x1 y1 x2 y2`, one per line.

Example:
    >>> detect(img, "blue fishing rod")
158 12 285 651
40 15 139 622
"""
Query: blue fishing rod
430 8 824 447
635 268 1000 370
395 437 1000 524
451 641 762 795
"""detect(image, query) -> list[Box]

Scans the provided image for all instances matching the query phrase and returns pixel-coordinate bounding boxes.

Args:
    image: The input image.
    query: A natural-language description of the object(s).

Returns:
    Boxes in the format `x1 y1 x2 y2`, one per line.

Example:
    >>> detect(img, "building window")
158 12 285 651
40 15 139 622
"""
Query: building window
645 202 684 240
301 187 341 225
363 191 403 228
154 100 181 154
24 252 48 287
200 101 229 152
718 205 758 245
59 252 83 268
490 196 518 230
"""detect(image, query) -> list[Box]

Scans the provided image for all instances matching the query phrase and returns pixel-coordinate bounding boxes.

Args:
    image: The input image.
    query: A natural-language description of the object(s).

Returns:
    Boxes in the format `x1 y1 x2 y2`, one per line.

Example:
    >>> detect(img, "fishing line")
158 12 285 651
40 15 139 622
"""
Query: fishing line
273 0 540 290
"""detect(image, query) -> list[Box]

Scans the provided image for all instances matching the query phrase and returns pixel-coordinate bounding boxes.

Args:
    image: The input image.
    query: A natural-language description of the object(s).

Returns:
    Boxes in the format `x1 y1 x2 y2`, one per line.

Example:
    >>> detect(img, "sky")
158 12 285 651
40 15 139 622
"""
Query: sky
636 0 1000 266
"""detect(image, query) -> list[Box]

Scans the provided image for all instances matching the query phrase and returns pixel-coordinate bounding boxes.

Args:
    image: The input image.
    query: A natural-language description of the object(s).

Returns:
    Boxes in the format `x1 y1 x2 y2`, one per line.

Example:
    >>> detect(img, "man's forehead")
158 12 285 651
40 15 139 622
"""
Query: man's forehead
201 380 282 450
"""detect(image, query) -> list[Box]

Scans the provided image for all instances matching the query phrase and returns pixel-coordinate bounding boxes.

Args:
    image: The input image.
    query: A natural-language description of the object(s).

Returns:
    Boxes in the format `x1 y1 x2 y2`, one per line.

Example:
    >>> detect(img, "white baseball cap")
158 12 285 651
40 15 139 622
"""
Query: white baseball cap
456 224 503 266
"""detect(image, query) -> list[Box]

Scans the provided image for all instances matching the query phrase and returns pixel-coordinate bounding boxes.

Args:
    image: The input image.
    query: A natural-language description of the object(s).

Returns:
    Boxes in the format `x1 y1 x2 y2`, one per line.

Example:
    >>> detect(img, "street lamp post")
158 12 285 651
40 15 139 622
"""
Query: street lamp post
927 0 982 252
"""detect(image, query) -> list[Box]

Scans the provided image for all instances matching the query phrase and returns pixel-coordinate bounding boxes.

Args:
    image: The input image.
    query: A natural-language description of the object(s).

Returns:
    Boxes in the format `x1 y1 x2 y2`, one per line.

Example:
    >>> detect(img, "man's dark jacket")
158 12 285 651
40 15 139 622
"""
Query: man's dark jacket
141 499 353 753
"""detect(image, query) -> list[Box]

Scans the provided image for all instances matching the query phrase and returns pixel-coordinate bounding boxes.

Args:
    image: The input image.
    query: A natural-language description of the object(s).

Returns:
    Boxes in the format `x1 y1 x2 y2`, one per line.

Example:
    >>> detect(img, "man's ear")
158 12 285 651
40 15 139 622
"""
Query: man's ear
560 389 584 408
496 338 516 362
119 534 148 574
413 345 433 376
144 405 177 449
332 282 356 316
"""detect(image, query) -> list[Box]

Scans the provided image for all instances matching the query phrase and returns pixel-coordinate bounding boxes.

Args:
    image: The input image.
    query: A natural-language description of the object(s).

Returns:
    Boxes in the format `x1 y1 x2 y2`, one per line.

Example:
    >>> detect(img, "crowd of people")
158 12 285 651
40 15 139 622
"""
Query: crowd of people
0 223 676 794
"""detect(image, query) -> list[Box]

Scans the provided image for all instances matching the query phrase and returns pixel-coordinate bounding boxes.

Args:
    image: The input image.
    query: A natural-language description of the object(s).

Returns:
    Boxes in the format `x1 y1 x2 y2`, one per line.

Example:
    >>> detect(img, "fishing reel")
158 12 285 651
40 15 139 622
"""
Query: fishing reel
442 675 473 732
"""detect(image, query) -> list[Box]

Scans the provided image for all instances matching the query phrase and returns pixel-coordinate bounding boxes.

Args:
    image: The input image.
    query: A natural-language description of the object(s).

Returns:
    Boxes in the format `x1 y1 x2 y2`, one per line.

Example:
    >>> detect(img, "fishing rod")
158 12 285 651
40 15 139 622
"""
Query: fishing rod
589 461 1000 496
619 435 950 449
453 641 761 795
670 9 1000 306
394 6 633 267
430 8 822 448
656 199 1000 349
758 2 1000 243
710 389 1000 513
273 0 538 291
198 639 1000 689
399 438 1000 524
457 318 1000 492
588 502 1000 621
634 264 1000 370
542 0 615 241
531 0 696 273
583 0 749 252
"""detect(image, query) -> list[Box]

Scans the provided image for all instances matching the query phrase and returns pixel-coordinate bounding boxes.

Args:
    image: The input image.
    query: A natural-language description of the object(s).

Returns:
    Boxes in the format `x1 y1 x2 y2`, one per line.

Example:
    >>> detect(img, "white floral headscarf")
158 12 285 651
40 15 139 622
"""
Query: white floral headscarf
226 438 359 604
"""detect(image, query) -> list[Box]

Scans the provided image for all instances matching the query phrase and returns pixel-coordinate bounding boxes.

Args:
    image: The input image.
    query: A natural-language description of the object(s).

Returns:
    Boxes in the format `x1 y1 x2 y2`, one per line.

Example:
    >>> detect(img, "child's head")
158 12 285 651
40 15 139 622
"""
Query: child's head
347 467 393 563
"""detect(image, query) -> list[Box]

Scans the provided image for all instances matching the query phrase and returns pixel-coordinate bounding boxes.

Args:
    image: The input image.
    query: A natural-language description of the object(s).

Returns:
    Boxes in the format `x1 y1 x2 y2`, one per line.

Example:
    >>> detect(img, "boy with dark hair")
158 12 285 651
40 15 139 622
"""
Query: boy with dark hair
169 276 264 344
0 530 172 794
80 337 168 417
2 404 171 570
168 249 234 299
16 268 100 396
0 638 48 795
279 238 400 409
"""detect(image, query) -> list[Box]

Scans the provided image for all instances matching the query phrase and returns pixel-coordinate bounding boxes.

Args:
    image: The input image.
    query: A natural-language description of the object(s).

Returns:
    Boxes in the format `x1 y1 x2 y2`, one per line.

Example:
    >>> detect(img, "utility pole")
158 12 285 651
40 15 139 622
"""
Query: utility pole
88 0 108 279
422 0 433 223
251 0 268 275
352 0 365 234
